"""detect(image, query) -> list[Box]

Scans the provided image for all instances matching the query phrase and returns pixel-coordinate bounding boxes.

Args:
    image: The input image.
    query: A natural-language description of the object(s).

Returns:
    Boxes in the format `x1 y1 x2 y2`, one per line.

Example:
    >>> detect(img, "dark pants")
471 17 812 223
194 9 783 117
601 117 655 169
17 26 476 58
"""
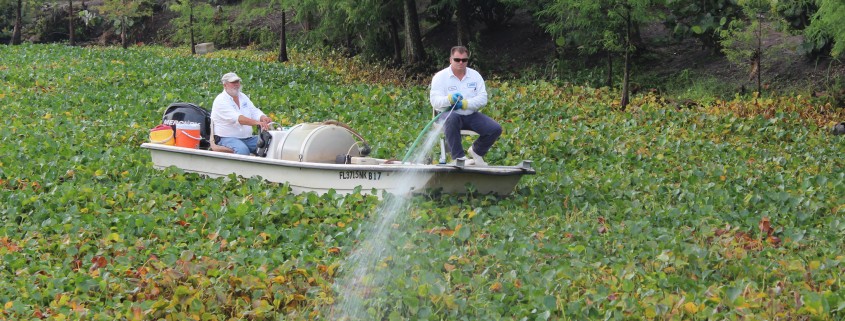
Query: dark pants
439 111 502 159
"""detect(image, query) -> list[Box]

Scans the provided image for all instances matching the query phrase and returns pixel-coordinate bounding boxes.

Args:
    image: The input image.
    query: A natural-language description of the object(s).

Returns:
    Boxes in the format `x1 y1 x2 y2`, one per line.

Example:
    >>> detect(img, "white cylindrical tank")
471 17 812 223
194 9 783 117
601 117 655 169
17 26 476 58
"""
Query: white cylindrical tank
269 123 361 163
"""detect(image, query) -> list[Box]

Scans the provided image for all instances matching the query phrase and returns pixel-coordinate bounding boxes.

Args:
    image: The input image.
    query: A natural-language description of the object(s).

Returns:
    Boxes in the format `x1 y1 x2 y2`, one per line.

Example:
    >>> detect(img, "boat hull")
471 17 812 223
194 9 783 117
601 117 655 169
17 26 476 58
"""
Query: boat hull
142 143 534 197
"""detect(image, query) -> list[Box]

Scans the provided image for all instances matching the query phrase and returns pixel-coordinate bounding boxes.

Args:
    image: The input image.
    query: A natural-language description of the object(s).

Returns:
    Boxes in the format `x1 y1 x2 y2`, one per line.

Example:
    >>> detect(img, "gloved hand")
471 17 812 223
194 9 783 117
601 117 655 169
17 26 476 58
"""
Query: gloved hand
448 93 466 110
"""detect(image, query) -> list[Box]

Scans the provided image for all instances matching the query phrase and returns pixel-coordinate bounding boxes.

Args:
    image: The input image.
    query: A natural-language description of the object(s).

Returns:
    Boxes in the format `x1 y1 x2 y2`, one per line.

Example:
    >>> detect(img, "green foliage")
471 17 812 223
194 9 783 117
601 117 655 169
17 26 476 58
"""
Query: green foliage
536 0 663 64
99 0 153 29
2 44 845 320
664 0 742 51
807 0 845 57
334 0 403 59
99 0 153 46
720 15 759 64
473 0 517 28
425 0 454 25
0 0 19 39
719 0 791 94
776 0 816 30
426 0 517 29
169 0 220 46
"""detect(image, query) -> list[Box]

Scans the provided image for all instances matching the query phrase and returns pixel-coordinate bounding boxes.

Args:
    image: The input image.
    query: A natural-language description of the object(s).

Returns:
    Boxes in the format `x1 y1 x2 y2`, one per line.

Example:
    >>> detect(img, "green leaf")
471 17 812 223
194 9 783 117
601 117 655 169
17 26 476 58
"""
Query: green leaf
457 225 471 241
556 37 566 47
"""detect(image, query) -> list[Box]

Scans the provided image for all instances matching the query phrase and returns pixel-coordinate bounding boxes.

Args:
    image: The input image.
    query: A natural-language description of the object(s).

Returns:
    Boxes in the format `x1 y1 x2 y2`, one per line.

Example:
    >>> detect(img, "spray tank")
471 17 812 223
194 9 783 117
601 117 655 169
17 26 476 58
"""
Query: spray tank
256 121 372 164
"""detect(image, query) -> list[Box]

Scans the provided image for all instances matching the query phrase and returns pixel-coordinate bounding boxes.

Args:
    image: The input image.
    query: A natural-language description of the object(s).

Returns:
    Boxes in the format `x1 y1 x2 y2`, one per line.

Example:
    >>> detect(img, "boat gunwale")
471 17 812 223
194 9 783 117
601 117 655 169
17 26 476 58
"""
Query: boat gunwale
141 143 535 177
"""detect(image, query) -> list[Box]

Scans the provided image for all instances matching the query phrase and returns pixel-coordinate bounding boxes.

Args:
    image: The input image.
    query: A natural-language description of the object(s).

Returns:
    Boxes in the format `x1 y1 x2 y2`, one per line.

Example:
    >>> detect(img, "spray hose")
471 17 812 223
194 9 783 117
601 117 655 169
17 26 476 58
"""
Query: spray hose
401 101 460 163
401 115 440 163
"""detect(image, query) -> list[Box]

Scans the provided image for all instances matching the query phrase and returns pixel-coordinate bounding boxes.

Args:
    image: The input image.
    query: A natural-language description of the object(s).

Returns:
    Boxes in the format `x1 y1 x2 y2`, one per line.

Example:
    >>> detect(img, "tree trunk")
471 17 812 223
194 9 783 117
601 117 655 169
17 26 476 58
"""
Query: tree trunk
456 0 471 45
69 0 75 46
11 0 22 45
190 0 196 55
621 5 631 110
121 17 127 49
303 12 313 32
606 51 613 87
345 33 354 55
278 10 288 62
403 0 426 65
756 19 762 97
389 18 402 66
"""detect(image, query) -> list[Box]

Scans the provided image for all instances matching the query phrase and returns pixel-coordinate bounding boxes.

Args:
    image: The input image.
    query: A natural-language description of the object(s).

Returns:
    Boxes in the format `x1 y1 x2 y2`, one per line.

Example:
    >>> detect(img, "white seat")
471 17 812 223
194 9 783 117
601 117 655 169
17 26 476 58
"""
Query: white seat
434 109 478 164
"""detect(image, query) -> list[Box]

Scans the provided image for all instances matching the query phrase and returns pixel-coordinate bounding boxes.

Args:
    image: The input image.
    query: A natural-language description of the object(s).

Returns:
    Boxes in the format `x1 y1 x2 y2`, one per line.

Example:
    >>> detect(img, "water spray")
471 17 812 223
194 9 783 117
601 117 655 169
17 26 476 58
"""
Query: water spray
401 101 460 163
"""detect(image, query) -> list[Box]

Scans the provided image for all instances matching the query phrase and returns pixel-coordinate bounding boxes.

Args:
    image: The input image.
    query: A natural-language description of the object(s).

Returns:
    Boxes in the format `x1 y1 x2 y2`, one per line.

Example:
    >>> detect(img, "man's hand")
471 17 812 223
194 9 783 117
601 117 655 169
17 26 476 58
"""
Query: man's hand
258 115 272 131
448 93 466 110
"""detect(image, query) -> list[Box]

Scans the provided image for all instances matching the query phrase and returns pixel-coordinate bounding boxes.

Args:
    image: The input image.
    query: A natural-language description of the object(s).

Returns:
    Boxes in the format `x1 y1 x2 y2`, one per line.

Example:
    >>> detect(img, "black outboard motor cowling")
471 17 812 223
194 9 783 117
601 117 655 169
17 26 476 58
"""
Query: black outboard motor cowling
162 103 212 149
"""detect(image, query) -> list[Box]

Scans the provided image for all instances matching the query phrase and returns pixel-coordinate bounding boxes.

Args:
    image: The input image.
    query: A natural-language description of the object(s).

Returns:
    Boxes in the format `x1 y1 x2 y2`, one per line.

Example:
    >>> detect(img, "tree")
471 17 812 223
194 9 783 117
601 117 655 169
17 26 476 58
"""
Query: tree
456 0 471 45
473 0 517 29
807 0 845 57
426 0 517 46
283 0 354 52
288 0 319 32
188 0 195 54
426 0 516 46
99 0 152 49
10 0 22 44
664 0 743 52
279 10 288 62
720 0 783 96
68 0 74 45
404 0 426 65
169 0 199 53
388 16 402 65
242 0 290 61
335 0 405 65
537 0 662 109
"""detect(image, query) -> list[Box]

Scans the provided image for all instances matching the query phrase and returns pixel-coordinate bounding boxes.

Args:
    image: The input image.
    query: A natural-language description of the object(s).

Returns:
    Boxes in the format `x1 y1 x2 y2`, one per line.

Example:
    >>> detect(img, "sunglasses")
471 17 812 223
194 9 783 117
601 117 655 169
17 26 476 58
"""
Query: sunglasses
452 58 469 63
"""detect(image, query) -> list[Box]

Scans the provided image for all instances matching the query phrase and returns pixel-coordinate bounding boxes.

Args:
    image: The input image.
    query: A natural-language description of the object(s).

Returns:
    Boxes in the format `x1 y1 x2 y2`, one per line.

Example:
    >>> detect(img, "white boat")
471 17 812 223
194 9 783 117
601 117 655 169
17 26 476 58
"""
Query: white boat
142 121 534 198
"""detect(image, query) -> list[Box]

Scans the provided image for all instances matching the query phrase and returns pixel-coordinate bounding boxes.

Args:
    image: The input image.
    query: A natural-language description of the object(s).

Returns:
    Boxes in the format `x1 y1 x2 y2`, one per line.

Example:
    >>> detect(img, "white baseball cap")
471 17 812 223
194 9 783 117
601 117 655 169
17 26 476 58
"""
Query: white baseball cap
221 72 241 83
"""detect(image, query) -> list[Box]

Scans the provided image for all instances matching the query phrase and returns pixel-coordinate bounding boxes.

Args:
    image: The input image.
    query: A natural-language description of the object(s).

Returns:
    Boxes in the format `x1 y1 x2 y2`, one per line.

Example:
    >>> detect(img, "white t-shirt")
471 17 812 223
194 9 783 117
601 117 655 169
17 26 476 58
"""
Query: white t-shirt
429 66 488 115
211 91 266 138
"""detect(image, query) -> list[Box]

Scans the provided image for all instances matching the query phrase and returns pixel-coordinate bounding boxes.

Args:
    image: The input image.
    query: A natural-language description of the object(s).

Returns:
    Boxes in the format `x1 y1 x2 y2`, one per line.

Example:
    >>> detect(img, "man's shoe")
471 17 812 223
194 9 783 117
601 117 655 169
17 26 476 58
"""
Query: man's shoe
450 157 476 166
467 147 488 166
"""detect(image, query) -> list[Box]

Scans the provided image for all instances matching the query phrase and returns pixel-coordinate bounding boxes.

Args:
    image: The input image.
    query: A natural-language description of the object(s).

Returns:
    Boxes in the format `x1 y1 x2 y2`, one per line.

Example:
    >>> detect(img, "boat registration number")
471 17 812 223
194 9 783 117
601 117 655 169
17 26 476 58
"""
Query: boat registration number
339 171 382 180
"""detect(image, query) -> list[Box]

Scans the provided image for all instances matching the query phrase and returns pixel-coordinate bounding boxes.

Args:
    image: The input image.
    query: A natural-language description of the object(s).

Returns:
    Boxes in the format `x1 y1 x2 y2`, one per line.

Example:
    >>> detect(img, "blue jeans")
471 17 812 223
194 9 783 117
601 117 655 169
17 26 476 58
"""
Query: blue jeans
218 136 258 155
438 111 502 159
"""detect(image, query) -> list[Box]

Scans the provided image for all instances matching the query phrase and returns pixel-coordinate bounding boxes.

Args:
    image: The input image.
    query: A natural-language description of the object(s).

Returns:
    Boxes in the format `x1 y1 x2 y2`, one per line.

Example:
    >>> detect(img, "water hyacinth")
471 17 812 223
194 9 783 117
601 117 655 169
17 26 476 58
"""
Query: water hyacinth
1 44 844 320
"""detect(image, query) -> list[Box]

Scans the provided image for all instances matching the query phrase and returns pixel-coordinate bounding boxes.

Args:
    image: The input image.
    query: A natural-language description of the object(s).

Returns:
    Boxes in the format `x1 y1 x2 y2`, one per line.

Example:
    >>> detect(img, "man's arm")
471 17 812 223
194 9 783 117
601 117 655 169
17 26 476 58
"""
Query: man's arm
242 95 271 129
429 71 451 112
237 115 266 127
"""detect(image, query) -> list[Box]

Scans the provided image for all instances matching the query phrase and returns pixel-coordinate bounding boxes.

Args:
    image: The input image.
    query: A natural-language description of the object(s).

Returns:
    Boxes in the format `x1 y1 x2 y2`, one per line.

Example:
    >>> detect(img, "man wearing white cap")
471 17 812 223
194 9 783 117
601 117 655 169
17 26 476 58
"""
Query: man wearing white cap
211 72 272 155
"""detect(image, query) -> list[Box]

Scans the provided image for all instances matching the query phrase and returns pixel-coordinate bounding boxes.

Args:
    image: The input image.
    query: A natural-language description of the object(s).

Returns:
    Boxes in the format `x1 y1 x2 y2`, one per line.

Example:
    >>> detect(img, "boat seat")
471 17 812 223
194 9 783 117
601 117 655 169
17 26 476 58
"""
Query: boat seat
434 109 478 164
209 121 235 153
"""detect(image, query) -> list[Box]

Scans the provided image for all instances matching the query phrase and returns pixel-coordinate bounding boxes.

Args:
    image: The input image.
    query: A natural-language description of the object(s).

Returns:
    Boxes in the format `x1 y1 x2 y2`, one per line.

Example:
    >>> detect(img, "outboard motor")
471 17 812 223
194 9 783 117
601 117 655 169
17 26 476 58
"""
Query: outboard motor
162 103 212 149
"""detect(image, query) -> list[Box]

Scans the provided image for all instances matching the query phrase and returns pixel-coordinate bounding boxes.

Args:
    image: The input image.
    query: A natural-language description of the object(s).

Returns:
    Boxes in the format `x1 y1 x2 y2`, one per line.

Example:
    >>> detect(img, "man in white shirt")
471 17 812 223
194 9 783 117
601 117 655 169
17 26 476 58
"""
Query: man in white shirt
211 72 273 155
429 46 502 166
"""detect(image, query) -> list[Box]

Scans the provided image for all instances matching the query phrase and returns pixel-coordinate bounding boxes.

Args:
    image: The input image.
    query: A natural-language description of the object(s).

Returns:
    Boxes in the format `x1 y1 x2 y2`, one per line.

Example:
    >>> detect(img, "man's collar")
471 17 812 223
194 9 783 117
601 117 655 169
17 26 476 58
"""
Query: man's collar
449 67 470 79
222 90 241 100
